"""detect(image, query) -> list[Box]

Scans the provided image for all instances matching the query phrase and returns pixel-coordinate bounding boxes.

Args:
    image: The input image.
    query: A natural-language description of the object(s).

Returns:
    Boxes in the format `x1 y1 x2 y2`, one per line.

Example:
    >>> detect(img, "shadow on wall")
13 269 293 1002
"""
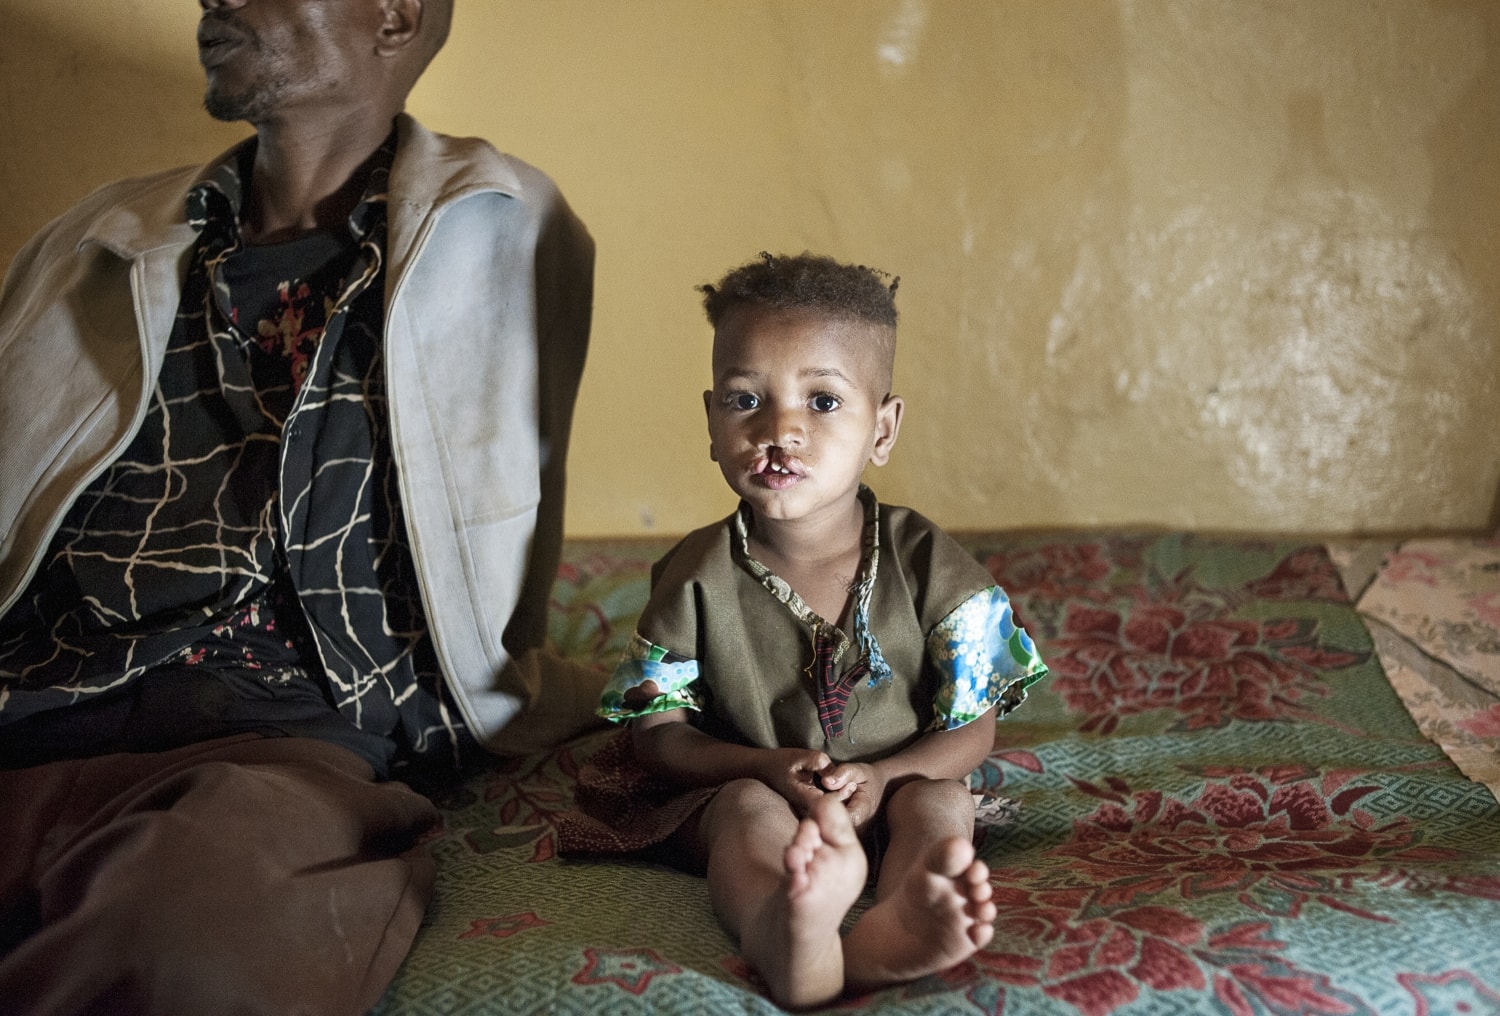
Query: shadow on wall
0 8 245 274
1428 0 1500 535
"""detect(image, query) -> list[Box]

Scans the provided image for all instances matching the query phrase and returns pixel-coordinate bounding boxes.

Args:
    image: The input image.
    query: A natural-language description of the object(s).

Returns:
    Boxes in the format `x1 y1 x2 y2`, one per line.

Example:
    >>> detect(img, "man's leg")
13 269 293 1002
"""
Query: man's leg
0 734 437 1016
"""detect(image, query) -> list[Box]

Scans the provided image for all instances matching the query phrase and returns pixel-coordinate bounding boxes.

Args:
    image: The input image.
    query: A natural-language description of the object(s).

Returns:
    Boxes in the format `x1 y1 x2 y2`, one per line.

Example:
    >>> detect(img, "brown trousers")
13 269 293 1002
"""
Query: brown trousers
0 735 438 1016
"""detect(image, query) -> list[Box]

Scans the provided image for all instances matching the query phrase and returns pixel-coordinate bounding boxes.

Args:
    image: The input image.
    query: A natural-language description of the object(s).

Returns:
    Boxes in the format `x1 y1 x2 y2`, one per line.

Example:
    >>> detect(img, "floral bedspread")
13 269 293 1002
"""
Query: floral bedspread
1338 532 1500 803
372 533 1500 1016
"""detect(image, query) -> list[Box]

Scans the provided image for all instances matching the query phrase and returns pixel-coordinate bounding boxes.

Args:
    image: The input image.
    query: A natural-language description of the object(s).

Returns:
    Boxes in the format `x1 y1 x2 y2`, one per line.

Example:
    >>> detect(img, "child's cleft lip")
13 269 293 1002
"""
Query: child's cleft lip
753 452 805 489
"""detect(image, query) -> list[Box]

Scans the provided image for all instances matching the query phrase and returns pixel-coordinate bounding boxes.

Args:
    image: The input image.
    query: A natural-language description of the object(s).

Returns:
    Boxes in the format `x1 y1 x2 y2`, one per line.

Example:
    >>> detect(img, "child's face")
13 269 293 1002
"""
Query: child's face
704 307 902 528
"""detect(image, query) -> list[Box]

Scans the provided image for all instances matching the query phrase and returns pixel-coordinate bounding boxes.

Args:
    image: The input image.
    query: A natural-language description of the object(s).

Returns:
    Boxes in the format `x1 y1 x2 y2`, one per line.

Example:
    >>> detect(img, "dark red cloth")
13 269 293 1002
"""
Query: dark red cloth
551 730 717 857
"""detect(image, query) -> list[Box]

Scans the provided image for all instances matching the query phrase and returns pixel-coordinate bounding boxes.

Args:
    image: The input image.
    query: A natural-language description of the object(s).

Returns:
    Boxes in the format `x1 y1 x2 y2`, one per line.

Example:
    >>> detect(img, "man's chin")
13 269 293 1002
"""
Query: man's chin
203 83 270 124
204 93 250 123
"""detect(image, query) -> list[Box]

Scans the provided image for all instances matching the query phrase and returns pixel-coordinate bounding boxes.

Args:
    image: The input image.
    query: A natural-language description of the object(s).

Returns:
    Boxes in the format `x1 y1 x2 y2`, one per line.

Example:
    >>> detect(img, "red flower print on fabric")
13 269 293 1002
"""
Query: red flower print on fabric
1397 970 1500 1016
256 281 328 395
986 540 1122 602
452 745 586 862
964 770 1465 1016
985 541 1367 733
1050 602 1364 733
972 748 1046 795
1241 547 1351 603
458 912 549 940
1458 703 1500 739
975 903 1372 1016
1056 770 1453 910
572 947 682 995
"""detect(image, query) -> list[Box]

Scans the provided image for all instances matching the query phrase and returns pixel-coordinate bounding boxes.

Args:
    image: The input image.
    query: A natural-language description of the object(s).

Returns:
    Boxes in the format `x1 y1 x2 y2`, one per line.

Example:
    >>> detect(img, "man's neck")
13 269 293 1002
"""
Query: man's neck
240 110 398 245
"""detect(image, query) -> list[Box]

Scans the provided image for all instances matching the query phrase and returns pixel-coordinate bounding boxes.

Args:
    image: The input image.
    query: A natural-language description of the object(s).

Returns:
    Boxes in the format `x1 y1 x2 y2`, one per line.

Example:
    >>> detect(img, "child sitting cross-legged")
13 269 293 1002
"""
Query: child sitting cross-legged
554 251 1048 1009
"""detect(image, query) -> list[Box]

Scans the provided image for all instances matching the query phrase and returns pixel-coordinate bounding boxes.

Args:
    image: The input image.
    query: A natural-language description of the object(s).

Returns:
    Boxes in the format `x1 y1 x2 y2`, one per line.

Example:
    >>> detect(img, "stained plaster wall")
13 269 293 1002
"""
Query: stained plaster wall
2 0 1496 537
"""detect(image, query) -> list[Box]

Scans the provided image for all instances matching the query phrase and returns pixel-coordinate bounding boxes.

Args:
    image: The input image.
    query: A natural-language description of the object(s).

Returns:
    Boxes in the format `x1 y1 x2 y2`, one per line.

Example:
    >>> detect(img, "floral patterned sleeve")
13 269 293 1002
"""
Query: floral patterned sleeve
928 585 1048 730
597 632 703 722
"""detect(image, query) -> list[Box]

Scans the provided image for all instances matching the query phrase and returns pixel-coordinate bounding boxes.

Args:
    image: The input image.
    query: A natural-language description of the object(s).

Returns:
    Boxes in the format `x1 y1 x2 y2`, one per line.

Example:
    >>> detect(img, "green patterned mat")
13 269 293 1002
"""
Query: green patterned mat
373 533 1500 1016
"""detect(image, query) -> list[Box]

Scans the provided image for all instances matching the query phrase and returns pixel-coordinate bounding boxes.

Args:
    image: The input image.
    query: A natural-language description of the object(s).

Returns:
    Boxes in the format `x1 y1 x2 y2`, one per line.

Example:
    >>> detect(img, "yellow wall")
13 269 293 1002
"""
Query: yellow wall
3 1 1497 537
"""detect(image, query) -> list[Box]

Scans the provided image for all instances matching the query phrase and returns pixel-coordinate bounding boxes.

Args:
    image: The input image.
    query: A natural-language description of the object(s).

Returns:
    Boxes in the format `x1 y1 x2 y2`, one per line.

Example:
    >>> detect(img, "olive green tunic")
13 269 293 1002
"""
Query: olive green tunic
603 489 1047 761
555 489 1047 854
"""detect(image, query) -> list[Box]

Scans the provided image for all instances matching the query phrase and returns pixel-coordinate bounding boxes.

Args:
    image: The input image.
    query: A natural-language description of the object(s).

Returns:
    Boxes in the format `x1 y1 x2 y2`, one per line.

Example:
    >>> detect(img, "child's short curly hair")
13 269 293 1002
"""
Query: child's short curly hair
699 252 899 329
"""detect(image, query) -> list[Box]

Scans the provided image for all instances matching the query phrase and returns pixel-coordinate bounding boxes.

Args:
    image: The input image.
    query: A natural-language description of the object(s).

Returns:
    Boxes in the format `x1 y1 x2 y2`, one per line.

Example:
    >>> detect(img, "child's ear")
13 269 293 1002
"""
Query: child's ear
869 394 903 467
703 390 718 462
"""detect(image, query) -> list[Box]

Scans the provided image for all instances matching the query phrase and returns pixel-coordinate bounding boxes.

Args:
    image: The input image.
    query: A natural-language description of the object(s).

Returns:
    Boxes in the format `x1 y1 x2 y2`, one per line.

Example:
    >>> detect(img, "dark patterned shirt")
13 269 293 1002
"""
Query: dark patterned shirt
0 136 473 774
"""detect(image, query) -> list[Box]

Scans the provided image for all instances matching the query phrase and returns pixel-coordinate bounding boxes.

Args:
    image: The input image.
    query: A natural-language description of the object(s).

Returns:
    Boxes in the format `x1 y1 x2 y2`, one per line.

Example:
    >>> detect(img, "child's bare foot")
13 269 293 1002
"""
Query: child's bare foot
742 797 867 1008
842 836 996 991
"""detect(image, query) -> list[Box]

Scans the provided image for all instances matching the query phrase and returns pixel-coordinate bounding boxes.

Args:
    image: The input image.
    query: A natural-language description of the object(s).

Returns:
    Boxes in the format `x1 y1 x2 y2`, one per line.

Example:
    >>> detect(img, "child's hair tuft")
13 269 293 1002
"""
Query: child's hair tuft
699 252 899 329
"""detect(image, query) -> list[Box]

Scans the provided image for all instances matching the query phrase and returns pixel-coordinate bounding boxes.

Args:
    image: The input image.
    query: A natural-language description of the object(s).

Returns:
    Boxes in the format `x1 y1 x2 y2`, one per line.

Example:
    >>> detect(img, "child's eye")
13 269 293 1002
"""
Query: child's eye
810 393 841 412
726 392 759 411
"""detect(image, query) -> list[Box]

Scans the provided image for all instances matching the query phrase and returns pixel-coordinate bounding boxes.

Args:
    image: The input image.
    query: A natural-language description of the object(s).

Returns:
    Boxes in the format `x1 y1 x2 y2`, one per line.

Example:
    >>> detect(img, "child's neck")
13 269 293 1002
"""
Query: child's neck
747 499 866 628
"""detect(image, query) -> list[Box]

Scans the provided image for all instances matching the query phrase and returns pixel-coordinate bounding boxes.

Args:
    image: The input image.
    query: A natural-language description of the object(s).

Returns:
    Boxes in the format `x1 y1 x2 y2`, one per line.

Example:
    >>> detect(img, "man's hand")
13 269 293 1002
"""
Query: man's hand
818 762 887 832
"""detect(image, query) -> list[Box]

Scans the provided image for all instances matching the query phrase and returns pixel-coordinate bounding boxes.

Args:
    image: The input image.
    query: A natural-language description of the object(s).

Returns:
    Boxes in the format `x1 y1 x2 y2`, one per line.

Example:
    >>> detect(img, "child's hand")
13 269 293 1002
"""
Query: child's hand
759 748 837 813
818 763 886 832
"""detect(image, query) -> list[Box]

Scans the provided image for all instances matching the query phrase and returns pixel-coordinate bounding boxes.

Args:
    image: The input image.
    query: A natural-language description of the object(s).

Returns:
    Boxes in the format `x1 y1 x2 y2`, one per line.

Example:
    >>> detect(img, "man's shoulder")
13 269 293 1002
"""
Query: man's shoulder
83 163 208 204
14 160 215 267
393 115 565 210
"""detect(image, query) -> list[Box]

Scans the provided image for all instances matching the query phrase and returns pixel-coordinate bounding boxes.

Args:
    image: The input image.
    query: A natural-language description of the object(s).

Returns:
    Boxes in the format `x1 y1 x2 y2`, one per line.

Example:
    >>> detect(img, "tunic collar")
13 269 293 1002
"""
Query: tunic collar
730 485 894 687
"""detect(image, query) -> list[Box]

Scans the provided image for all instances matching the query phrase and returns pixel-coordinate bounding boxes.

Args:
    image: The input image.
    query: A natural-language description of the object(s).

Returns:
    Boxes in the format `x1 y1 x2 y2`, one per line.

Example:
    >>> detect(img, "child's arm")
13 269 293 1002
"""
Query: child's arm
818 706 998 831
631 709 833 815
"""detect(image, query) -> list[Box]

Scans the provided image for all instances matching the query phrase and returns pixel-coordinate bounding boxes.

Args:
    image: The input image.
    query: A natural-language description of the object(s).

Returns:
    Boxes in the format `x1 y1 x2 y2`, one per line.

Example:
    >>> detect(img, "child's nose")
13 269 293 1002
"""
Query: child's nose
757 406 806 448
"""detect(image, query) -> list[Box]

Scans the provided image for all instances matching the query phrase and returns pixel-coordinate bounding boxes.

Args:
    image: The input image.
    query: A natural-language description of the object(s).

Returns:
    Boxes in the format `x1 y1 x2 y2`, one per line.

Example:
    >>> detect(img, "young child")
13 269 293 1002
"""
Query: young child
556 252 1047 1008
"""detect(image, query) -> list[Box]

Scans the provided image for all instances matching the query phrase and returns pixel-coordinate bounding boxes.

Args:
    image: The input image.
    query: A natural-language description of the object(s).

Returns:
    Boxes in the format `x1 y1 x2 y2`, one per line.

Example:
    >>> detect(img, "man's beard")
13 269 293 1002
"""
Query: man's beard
202 34 290 124
204 74 287 124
